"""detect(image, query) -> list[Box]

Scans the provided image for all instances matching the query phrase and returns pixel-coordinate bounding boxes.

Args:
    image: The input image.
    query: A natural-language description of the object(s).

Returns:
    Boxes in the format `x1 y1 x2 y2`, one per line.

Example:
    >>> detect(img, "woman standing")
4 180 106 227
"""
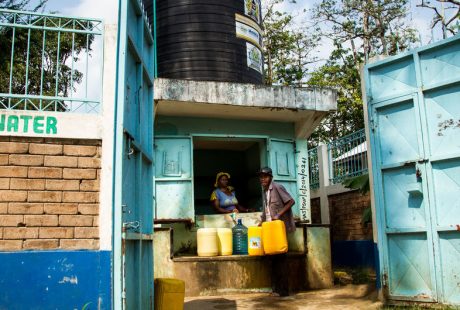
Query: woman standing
210 172 249 214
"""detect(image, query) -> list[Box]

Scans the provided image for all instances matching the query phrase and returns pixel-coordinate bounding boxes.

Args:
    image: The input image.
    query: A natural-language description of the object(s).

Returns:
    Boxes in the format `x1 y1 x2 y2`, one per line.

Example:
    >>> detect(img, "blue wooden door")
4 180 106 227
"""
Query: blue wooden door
114 0 155 308
154 136 194 221
268 139 299 218
366 36 460 305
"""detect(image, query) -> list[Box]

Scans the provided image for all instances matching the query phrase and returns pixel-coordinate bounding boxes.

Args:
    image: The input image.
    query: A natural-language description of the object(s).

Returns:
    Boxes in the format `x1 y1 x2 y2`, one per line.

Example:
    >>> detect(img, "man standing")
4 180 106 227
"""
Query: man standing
259 167 295 233
258 167 295 296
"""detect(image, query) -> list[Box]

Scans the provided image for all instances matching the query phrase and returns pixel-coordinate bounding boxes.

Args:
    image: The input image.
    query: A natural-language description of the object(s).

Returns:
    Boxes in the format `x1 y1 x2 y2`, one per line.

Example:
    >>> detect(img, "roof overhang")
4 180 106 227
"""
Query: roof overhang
154 78 337 138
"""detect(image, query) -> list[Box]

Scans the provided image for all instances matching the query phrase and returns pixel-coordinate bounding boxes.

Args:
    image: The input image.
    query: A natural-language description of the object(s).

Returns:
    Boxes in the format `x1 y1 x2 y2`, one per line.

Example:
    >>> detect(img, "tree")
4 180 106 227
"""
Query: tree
263 0 320 85
307 44 364 146
311 0 417 66
417 0 460 38
307 0 417 146
0 0 94 111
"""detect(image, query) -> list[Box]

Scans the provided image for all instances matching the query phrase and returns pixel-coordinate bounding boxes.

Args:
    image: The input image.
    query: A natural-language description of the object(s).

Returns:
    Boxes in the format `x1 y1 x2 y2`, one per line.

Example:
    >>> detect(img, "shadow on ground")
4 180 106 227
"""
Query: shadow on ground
185 298 237 310
184 284 382 310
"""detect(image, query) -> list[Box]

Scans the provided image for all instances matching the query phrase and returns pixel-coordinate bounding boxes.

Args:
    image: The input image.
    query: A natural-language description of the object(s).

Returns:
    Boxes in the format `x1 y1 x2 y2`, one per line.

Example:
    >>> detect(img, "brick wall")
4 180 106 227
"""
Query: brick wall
0 137 101 251
328 191 372 241
310 198 321 224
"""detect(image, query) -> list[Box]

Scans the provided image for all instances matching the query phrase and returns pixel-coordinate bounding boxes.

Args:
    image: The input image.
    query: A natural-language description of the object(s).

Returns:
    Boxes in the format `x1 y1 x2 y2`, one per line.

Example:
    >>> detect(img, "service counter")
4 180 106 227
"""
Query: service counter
153 215 333 296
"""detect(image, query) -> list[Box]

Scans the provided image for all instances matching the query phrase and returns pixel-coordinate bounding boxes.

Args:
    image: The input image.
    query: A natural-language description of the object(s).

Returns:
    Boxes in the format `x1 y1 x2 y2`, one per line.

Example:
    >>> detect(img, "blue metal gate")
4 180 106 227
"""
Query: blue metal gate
365 35 460 305
114 0 155 308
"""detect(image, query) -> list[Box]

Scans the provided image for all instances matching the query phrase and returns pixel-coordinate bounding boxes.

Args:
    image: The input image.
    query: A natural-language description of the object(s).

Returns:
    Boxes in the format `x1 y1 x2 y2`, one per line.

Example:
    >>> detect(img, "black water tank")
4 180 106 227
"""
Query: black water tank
156 0 264 84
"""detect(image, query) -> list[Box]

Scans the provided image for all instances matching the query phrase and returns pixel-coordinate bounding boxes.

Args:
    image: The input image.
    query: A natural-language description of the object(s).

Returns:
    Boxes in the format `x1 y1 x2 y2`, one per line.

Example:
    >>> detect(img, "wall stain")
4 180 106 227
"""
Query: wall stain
437 118 460 136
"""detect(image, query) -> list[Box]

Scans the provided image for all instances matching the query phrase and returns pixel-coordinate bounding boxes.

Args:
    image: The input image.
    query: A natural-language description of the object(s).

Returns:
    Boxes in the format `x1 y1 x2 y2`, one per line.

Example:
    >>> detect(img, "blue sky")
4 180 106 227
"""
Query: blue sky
29 0 117 23
29 0 452 62
33 0 446 41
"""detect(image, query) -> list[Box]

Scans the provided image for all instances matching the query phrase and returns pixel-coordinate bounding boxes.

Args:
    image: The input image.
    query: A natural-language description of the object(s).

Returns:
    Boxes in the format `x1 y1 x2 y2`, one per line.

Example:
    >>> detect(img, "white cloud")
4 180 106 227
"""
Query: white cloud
60 0 118 112
61 0 118 24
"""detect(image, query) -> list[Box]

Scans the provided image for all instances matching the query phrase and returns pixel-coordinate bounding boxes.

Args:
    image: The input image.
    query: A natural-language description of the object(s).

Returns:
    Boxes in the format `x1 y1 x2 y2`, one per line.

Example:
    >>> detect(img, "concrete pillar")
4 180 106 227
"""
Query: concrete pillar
317 144 331 224
306 226 333 289
99 24 118 250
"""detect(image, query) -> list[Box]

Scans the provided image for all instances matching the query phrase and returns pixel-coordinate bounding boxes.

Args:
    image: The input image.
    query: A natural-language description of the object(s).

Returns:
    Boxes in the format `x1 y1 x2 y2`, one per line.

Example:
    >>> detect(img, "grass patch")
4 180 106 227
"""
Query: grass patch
333 267 376 285
382 306 458 310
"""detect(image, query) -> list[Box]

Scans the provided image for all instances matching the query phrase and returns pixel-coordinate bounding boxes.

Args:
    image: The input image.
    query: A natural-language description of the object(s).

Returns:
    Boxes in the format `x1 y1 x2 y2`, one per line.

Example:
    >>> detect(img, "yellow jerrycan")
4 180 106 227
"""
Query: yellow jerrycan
262 220 288 255
248 226 264 256
217 228 232 256
197 228 218 257
154 278 185 310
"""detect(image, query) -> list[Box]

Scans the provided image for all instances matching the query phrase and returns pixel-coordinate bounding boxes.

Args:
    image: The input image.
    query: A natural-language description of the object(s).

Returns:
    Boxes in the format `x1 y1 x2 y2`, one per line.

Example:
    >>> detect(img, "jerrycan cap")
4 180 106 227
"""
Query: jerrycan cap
237 218 242 225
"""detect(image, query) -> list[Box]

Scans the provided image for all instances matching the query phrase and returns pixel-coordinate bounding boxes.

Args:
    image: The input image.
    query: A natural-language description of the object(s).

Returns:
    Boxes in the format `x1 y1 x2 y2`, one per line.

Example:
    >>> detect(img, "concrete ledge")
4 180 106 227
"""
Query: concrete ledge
173 252 306 262
154 78 337 112
310 184 352 199
154 78 338 138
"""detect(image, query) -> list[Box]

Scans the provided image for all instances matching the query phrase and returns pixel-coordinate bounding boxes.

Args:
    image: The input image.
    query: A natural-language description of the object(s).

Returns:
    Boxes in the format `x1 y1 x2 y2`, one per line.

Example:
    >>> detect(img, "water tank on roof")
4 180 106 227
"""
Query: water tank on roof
156 0 264 84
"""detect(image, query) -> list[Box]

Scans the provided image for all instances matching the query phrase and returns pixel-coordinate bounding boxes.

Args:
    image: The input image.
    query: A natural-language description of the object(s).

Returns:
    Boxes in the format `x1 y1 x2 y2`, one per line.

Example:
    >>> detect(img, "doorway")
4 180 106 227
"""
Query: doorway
193 137 266 215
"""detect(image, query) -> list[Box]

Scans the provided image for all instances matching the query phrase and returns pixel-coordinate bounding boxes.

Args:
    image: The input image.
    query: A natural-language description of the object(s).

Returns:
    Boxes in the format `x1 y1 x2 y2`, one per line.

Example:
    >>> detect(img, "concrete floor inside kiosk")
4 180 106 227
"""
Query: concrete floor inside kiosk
193 138 265 216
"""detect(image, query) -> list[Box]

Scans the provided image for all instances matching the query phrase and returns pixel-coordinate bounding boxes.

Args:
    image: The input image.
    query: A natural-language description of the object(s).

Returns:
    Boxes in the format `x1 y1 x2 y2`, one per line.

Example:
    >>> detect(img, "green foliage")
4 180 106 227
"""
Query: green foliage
307 0 418 145
312 0 418 60
342 173 372 225
334 268 376 285
382 306 458 310
307 44 364 146
342 173 369 195
263 0 319 85
362 206 372 225
0 0 95 111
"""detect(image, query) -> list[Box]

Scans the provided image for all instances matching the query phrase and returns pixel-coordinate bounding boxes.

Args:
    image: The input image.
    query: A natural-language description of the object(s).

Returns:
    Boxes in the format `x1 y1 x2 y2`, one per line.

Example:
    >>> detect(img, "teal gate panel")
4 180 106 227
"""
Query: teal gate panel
114 0 155 308
365 35 460 305
268 139 299 218
419 39 460 305
154 136 194 221
372 95 436 301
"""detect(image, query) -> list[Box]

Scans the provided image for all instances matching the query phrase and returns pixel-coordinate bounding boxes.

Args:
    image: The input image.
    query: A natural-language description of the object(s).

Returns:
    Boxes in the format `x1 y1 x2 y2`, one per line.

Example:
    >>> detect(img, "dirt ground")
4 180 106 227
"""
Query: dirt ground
184 284 383 310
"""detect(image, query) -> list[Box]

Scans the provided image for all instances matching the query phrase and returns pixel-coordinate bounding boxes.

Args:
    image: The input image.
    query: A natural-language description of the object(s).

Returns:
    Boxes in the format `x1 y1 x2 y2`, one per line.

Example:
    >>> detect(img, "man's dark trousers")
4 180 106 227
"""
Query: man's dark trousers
271 253 289 296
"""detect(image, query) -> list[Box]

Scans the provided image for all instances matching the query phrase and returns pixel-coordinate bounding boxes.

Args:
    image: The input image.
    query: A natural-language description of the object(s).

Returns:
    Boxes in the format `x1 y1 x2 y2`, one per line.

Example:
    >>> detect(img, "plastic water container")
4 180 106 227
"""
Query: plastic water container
154 278 185 310
248 226 264 256
232 218 248 255
197 228 218 257
217 228 232 256
262 220 288 255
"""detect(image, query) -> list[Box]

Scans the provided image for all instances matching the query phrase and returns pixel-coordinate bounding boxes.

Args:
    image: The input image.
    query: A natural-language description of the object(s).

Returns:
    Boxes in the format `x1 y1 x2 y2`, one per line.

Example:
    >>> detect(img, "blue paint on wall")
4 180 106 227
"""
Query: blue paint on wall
373 242 381 289
0 251 111 310
332 240 375 269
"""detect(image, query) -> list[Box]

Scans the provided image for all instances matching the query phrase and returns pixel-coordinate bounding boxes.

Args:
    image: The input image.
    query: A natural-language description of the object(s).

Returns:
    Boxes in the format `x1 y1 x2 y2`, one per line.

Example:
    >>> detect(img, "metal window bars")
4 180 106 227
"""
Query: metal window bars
308 129 369 189
327 128 368 185
0 9 103 113
308 147 320 189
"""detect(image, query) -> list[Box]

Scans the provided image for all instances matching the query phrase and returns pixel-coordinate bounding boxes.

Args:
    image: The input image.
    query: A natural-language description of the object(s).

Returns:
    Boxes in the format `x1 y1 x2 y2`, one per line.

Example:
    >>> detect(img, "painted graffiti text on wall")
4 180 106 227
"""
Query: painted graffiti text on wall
0 114 57 134
295 138 311 223
0 110 102 139
298 156 310 222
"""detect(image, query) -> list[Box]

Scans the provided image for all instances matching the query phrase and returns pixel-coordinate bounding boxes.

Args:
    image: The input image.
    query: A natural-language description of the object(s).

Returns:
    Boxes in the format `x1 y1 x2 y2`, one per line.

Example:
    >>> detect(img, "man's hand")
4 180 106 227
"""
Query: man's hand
272 213 280 220
232 209 239 213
